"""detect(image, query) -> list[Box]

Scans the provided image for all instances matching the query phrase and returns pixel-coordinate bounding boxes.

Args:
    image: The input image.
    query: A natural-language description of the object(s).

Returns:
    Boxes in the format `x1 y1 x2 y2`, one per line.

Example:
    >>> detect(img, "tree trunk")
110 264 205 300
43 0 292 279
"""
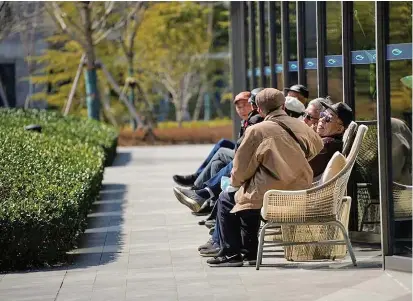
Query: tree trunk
81 2 100 120
24 80 34 109
127 56 137 130
175 101 183 127
192 83 206 121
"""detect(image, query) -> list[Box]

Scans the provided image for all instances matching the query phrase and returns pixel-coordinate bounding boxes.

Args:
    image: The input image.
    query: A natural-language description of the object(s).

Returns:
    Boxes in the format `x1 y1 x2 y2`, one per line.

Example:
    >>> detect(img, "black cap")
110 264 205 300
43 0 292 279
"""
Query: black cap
284 84 309 99
320 101 354 128
248 87 264 106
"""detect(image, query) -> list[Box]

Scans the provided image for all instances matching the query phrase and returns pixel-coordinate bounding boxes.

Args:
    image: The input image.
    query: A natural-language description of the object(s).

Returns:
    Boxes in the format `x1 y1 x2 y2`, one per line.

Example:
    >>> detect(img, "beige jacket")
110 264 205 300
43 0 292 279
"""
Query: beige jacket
230 109 324 213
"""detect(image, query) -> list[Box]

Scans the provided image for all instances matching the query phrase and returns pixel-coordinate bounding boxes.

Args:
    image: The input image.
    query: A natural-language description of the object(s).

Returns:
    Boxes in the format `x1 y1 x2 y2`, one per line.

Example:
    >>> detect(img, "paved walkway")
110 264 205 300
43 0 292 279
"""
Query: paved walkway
0 145 411 301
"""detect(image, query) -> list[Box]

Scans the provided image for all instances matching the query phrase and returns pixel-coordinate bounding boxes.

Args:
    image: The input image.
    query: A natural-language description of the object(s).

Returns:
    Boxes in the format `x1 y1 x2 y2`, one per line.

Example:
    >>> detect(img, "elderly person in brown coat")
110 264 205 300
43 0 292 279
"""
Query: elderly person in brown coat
207 88 323 267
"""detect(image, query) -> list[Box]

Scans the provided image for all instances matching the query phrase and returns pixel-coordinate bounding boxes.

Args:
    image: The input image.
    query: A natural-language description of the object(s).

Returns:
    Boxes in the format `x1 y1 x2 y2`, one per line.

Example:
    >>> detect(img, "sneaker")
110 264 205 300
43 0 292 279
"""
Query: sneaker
207 254 243 267
191 204 212 216
172 174 197 187
198 238 214 251
199 242 220 257
173 187 208 212
204 219 216 229
242 254 257 266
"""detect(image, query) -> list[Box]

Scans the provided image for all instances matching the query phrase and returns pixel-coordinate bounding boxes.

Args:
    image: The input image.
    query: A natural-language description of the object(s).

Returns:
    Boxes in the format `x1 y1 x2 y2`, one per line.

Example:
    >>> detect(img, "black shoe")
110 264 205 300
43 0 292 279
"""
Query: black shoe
198 238 214 251
207 254 243 267
199 242 220 257
173 174 197 187
192 204 212 216
242 254 257 266
204 219 215 229
173 187 208 212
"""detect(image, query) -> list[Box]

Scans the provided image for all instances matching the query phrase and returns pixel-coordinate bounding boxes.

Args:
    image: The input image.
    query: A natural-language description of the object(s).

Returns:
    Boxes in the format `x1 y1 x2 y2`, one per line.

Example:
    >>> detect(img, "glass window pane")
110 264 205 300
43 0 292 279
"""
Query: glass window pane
326 1 343 103
288 1 298 86
304 1 317 99
353 1 376 120
389 1 412 258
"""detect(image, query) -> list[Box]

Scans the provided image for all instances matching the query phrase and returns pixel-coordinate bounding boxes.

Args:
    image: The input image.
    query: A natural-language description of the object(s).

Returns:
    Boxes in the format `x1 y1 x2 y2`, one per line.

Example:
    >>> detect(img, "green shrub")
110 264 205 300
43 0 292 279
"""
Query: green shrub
0 109 117 270
0 109 119 166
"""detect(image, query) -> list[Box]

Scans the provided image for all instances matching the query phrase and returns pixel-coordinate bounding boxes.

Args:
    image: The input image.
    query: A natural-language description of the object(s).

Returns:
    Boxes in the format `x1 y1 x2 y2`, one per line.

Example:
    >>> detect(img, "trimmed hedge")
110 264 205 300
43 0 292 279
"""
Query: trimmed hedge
0 109 118 166
0 109 118 270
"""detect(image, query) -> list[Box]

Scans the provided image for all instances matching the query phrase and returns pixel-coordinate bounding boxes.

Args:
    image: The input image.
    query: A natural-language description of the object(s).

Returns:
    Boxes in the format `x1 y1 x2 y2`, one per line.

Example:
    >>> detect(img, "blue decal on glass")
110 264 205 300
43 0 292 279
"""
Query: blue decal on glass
304 58 317 69
288 61 298 72
247 43 411 77
325 55 342 67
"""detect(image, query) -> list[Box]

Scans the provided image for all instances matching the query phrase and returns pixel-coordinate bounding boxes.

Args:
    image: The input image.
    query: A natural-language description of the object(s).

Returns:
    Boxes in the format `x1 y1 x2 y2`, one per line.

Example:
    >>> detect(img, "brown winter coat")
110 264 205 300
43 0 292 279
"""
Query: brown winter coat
230 109 324 213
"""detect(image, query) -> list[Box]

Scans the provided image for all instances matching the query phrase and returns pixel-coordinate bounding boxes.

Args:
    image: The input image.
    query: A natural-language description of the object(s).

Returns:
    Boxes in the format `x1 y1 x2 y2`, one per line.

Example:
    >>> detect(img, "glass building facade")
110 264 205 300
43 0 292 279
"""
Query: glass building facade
230 1 412 272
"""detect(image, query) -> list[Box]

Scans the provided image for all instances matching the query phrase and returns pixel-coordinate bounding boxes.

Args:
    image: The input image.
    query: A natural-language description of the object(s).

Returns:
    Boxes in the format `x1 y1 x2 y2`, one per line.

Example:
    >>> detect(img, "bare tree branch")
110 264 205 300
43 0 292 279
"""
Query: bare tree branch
45 3 88 49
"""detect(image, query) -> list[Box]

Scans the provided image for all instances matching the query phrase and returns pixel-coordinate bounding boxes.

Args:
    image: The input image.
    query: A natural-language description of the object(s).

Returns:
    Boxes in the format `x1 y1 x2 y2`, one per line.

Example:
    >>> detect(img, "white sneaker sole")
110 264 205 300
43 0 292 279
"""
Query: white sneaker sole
208 261 243 267
198 249 220 257
173 187 201 212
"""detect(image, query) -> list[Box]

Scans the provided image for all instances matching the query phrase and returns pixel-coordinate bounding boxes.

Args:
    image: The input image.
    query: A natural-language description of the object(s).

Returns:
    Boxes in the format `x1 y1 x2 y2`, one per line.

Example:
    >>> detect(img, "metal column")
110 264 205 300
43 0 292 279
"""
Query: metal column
281 1 290 90
244 2 250 90
230 2 247 139
249 2 257 88
316 1 327 97
342 2 355 111
375 1 394 261
258 1 266 87
268 1 277 88
296 1 306 85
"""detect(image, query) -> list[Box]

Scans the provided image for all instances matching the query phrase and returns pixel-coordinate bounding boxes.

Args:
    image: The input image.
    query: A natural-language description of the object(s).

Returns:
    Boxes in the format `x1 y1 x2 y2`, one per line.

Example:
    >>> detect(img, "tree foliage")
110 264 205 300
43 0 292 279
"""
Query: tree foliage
134 2 213 125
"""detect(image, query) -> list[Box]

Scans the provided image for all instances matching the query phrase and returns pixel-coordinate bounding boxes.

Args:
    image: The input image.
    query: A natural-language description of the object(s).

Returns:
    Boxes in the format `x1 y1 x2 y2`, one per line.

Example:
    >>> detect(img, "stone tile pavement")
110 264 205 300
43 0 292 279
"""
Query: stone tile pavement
0 145 411 301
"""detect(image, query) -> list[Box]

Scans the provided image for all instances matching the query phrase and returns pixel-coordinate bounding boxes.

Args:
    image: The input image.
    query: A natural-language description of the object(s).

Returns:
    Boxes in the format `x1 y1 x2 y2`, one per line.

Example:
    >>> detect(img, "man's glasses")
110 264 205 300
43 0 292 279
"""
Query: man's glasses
303 112 318 121
320 111 343 125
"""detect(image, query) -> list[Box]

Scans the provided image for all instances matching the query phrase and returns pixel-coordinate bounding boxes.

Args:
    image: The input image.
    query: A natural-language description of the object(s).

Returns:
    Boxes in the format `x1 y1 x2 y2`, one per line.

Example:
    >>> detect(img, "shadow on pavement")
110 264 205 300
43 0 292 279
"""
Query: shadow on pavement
111 150 132 167
66 183 128 270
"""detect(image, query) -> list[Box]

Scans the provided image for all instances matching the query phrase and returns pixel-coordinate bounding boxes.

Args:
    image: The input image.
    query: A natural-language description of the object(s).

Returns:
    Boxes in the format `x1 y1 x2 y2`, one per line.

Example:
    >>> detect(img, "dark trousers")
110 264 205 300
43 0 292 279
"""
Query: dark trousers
195 139 235 175
217 191 261 257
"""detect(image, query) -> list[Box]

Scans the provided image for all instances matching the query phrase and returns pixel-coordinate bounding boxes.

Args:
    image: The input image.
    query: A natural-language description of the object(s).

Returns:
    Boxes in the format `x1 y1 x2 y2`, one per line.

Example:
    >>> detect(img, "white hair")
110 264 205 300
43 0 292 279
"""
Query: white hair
307 96 333 113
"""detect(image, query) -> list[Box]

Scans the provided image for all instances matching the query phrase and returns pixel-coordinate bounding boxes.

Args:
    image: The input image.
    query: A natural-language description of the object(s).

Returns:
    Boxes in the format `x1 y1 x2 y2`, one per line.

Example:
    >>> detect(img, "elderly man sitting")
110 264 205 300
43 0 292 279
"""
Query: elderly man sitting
206 88 323 267
172 91 257 187
199 98 354 259
173 94 308 213
309 101 354 177
302 97 331 130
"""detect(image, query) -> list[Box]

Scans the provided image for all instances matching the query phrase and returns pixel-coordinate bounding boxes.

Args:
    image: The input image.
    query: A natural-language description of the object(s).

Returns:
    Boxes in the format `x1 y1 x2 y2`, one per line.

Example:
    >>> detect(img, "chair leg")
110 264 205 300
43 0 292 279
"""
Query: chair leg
334 221 357 266
256 222 271 270
360 202 380 231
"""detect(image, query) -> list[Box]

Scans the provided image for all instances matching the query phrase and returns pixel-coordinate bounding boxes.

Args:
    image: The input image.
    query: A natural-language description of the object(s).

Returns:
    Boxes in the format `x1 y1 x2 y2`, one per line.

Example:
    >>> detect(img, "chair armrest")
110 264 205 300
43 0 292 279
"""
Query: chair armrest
261 189 307 222
393 181 412 190
262 183 340 222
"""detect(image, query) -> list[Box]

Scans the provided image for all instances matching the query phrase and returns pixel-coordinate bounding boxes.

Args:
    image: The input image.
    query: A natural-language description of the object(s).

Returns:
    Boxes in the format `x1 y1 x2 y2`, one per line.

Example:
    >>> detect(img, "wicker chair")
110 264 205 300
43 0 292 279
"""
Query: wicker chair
256 125 368 270
342 121 358 157
393 182 412 221
264 122 359 243
354 121 380 231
